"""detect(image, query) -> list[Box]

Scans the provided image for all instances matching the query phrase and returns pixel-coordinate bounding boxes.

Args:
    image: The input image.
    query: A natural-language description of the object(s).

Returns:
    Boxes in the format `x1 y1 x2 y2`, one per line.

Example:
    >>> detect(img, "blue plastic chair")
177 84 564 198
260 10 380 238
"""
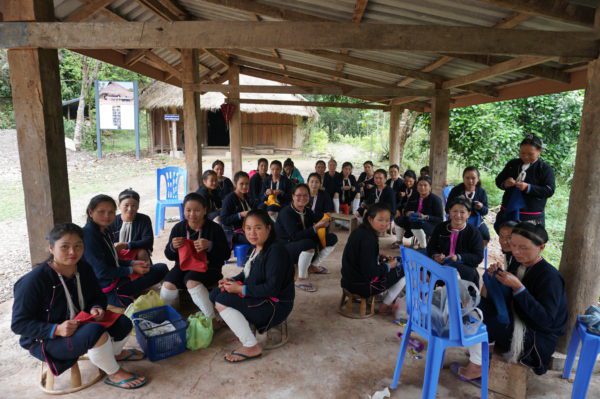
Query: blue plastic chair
155 166 187 236
391 247 489 399
467 213 488 270
562 321 600 398
442 184 454 210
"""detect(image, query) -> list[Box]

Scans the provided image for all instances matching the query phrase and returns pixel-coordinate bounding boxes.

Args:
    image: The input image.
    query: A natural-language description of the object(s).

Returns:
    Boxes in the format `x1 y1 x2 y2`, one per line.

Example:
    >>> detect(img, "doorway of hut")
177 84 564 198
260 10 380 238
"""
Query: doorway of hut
207 110 229 147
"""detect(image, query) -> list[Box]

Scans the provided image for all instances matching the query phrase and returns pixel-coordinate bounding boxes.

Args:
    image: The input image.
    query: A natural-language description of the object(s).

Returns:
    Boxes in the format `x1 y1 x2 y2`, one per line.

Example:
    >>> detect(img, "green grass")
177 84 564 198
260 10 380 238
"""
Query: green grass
100 129 150 154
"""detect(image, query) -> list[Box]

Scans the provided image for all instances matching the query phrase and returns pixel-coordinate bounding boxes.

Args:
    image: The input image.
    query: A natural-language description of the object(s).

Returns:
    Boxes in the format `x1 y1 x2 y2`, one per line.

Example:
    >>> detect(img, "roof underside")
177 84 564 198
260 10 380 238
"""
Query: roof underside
51 0 598 111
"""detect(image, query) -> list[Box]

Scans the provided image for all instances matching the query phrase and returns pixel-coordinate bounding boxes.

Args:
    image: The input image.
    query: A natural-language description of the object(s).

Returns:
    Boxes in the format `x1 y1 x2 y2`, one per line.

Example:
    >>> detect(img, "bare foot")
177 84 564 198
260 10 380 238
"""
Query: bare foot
212 318 226 331
107 368 147 388
224 344 262 362
459 362 482 380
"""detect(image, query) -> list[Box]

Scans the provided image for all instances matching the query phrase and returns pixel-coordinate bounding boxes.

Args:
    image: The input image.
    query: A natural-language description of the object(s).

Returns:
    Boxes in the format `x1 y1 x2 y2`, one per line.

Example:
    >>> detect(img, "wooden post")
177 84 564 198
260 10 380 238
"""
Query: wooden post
429 89 450 196
229 64 243 173
181 49 202 192
557 57 600 352
389 105 402 166
5 0 72 265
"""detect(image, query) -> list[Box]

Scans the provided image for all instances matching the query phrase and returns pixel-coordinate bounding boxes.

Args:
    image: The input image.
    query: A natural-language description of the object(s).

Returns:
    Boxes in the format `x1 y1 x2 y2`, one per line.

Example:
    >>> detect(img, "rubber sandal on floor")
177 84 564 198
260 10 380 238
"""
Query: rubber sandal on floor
104 374 147 390
449 362 482 388
309 266 329 274
224 351 262 363
115 349 145 362
295 282 317 292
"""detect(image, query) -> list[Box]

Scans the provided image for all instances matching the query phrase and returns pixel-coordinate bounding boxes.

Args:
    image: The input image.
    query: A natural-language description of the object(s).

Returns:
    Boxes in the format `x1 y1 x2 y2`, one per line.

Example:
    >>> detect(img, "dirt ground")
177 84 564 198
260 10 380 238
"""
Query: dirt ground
1 129 596 398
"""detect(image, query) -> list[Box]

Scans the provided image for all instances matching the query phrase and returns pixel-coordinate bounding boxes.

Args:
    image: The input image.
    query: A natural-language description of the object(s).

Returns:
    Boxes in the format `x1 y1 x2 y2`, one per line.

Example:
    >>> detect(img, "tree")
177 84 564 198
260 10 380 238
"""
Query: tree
73 55 99 150
397 109 419 164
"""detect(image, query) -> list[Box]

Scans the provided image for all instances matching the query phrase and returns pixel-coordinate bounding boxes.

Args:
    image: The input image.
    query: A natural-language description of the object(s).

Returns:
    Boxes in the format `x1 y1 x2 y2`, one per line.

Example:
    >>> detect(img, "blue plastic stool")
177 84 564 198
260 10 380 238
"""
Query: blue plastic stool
562 321 600 398
155 166 187 236
234 244 252 267
391 248 489 399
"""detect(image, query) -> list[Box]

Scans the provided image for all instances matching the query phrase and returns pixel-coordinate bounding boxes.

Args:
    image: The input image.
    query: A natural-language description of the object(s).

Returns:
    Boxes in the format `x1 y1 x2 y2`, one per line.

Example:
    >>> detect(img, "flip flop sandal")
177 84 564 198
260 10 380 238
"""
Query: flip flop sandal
224 351 262 363
449 362 482 388
295 282 317 292
104 374 148 390
116 349 146 362
309 266 330 274
390 242 401 249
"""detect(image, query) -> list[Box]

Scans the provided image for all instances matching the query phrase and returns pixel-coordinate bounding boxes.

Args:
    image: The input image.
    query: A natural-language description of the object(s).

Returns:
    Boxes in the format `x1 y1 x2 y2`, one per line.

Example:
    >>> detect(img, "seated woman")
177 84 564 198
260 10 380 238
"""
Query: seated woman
394 176 444 249
494 134 555 231
221 171 254 247
213 159 234 200
497 220 519 272
392 169 418 248
341 203 404 314
83 195 168 308
446 166 490 244
12 223 147 389
249 158 269 208
456 223 567 381
357 160 375 200
109 188 153 263
283 158 304 187
275 184 338 292
427 196 484 286
196 170 223 221
339 162 361 214
259 160 292 219
211 209 295 363
307 172 334 221
160 193 230 322
356 168 396 219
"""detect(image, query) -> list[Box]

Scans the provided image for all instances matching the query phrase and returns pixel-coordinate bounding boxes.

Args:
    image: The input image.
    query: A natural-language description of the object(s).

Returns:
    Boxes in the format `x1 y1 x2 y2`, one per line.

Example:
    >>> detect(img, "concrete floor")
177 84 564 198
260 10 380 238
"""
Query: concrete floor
0 222 598 399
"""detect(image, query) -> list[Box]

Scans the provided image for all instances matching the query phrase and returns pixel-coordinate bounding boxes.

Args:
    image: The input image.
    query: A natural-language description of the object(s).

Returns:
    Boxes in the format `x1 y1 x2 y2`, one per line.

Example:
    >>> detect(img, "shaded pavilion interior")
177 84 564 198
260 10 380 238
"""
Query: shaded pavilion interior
1 0 600 384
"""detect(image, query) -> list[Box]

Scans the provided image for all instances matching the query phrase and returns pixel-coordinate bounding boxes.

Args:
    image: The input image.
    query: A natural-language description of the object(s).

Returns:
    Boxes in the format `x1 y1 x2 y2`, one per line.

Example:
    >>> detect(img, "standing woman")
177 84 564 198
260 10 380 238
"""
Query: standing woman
456 223 567 381
428 196 484 285
339 162 361 214
83 195 168 307
307 172 334 221
160 193 230 321
213 160 234 200
110 188 153 263
211 209 295 363
386 164 405 200
12 223 148 389
392 169 418 248
357 160 375 200
249 158 269 208
494 134 555 231
260 160 292 218
394 176 444 249
314 160 327 182
446 166 490 244
341 203 405 314
196 170 223 221
357 169 396 218
276 184 338 292
221 171 254 247
323 158 343 211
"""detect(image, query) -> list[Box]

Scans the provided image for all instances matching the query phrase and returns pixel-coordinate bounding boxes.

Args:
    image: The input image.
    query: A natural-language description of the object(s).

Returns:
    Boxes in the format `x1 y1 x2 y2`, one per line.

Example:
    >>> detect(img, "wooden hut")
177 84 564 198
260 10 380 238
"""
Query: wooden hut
140 76 318 154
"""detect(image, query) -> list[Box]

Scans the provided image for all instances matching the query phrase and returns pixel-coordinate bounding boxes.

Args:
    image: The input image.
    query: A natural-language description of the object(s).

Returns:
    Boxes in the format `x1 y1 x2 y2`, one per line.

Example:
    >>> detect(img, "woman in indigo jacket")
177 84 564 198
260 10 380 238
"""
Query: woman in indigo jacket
211 209 295 363
12 223 147 389
221 171 254 246
83 195 168 307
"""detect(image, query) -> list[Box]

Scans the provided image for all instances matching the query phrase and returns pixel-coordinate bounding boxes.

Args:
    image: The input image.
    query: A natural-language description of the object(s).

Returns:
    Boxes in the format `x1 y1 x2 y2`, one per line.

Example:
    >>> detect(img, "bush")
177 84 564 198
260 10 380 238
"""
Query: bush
305 129 329 154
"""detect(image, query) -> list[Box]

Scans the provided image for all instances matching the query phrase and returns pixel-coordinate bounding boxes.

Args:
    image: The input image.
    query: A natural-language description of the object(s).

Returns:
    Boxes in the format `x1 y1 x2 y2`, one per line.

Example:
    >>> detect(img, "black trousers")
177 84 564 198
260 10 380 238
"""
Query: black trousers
108 263 169 307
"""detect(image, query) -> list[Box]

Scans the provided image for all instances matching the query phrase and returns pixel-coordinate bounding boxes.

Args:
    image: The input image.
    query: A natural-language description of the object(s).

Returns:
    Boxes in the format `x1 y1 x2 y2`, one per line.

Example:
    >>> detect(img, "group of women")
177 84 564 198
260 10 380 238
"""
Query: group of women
11 133 567 390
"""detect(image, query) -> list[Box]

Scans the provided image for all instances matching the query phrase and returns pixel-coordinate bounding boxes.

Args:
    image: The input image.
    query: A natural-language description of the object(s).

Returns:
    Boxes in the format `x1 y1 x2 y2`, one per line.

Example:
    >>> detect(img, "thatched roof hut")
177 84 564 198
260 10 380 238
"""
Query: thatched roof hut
140 75 318 153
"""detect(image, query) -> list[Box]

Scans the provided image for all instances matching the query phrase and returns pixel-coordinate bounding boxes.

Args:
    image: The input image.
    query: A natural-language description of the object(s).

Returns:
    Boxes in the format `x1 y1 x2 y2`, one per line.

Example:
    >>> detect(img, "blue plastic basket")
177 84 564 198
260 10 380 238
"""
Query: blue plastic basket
234 244 252 267
132 305 187 361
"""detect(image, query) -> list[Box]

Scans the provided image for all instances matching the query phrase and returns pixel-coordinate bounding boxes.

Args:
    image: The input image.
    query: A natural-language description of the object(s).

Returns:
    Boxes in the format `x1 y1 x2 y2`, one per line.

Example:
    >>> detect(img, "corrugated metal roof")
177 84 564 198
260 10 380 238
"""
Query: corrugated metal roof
52 0 595 107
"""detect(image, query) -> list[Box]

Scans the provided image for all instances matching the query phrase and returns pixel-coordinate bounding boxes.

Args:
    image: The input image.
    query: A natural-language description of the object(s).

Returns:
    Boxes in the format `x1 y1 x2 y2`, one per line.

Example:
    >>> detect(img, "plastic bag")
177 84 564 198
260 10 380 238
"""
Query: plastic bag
178 239 208 272
430 280 482 337
125 290 165 319
186 312 213 350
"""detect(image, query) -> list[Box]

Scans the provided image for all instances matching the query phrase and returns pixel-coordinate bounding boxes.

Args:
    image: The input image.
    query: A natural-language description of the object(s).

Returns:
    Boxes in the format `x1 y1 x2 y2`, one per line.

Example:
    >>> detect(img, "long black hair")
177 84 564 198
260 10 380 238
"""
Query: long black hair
512 222 549 246
46 223 84 262
361 203 392 232
243 209 277 247
86 194 116 223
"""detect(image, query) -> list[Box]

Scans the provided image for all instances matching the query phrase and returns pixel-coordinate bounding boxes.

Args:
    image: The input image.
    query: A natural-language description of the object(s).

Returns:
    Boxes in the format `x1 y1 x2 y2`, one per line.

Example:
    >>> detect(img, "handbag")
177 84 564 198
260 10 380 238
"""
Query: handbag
186 312 213 350
178 239 208 272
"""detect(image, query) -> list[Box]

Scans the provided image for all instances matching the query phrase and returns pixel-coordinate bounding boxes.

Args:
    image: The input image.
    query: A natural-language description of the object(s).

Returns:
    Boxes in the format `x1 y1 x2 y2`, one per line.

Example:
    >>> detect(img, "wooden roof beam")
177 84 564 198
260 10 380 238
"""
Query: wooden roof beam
239 67 327 87
476 0 595 28
124 49 149 66
442 56 555 89
238 99 389 110
63 0 116 22
133 0 190 21
199 0 328 21
333 1 370 78
144 50 182 80
185 84 438 97
3 22 599 58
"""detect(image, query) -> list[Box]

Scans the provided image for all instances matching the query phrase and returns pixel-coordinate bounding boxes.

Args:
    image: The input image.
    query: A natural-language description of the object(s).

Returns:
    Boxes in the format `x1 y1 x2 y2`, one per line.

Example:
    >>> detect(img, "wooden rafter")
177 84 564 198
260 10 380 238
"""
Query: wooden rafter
476 0 594 27
63 0 116 22
238 99 389 110
3 23 598 57
184 84 437 97
238 66 327 87
334 1 370 79
144 50 181 80
134 0 189 21
124 49 149 66
199 0 327 21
